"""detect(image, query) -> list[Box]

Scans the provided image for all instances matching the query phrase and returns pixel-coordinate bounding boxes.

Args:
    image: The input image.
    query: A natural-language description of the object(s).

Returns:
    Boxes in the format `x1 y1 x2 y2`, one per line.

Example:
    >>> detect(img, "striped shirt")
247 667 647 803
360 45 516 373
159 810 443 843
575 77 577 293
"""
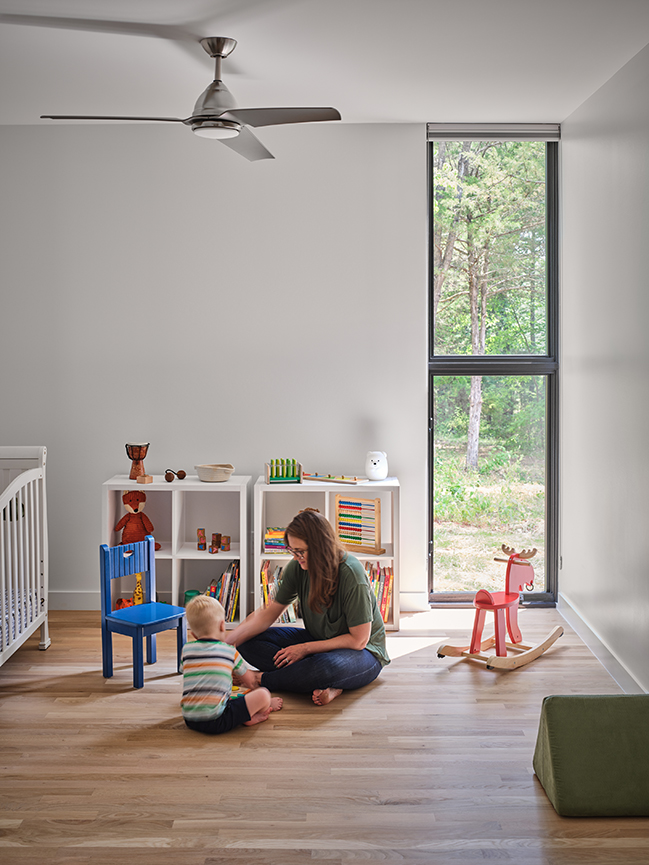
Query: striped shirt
181 639 248 722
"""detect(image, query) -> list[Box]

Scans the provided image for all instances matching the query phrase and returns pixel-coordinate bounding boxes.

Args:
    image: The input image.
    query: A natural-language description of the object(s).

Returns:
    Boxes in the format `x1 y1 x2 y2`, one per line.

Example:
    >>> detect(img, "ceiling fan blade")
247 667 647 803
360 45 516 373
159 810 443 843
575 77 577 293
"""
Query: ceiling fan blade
219 127 274 161
0 13 201 42
221 107 341 128
41 115 186 123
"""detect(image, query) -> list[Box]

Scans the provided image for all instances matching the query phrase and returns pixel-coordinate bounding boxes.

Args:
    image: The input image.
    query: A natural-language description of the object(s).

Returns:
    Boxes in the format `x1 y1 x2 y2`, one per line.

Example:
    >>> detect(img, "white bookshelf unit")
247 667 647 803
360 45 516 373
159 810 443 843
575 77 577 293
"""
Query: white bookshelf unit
253 475 400 630
102 474 251 626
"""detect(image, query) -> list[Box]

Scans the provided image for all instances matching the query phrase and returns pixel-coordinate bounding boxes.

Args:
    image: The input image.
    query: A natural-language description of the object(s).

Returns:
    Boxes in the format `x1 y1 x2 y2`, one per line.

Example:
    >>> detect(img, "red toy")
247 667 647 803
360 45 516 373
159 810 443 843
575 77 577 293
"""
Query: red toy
437 545 563 670
114 490 161 550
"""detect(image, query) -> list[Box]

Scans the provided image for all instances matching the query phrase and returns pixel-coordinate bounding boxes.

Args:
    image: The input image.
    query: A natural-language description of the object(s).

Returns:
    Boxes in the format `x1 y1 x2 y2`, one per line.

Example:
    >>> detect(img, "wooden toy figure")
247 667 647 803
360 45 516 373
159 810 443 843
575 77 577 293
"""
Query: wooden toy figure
437 545 563 671
114 490 161 550
132 573 144 605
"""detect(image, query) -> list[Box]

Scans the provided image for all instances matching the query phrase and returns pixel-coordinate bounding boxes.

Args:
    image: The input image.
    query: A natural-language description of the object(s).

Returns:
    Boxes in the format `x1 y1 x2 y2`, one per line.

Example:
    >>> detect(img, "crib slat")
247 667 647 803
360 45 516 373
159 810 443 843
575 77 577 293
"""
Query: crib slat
27 480 36 622
1 503 6 650
9 494 17 635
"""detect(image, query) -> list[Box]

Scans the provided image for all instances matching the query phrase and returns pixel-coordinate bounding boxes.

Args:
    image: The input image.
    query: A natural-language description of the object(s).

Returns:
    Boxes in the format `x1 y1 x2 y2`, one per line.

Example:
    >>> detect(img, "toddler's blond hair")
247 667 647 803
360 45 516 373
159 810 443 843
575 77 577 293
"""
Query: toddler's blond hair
185 594 225 638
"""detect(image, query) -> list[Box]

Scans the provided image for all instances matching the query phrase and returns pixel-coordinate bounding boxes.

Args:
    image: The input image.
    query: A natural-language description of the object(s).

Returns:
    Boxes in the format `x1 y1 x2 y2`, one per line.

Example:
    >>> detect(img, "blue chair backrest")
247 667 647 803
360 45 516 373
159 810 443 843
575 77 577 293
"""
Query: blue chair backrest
100 535 156 618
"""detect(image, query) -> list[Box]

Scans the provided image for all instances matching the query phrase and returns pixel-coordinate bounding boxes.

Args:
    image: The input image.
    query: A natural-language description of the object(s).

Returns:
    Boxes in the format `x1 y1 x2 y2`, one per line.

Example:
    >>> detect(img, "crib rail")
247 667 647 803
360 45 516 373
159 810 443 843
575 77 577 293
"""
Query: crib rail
0 463 50 665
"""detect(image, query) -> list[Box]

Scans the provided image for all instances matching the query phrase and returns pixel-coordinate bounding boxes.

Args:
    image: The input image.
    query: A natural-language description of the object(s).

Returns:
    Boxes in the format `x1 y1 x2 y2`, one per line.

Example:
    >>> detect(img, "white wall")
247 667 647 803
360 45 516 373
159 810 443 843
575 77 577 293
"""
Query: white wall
0 121 429 611
560 43 649 691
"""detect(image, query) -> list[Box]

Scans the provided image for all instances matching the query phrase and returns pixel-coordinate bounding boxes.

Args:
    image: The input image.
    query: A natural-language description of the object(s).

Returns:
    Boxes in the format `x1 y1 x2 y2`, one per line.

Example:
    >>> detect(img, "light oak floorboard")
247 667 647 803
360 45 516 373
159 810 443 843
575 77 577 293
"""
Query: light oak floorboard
1 608 646 864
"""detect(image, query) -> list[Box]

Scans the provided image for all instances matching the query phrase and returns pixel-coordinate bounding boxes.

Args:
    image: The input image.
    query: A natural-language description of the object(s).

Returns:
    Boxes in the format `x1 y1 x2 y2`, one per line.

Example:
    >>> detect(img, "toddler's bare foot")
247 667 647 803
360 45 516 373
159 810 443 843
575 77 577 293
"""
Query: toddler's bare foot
244 706 272 726
312 688 343 706
270 697 283 712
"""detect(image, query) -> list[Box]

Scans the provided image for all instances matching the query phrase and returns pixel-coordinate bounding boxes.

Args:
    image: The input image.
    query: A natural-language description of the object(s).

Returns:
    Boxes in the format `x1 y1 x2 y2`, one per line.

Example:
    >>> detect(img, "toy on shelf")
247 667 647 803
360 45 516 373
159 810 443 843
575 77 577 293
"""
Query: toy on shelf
114 490 161 550
335 495 385 555
209 533 222 554
197 528 207 551
164 468 186 483
365 451 388 481
125 442 150 481
265 459 302 483
437 545 563 671
303 473 369 484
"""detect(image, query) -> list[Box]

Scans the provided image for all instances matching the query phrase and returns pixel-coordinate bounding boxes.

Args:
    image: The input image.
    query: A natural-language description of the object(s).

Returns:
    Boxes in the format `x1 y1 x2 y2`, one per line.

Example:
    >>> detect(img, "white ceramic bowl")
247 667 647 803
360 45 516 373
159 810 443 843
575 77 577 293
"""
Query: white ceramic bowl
194 463 235 483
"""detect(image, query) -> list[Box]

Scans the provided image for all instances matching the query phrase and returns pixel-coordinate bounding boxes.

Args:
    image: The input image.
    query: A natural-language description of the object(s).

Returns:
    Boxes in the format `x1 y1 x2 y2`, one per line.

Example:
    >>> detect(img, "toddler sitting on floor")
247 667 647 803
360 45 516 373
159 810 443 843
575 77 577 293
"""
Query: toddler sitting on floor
181 594 282 734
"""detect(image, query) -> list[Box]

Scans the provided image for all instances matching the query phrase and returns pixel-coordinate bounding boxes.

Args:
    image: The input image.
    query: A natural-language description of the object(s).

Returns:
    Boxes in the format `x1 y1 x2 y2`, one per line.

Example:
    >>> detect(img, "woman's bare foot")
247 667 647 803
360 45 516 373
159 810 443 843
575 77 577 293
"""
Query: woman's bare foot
312 688 343 706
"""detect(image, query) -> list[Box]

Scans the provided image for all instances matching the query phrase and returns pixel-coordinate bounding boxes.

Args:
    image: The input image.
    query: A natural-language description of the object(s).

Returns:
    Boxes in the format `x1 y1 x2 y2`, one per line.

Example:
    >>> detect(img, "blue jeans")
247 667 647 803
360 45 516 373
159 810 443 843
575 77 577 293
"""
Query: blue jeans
237 626 383 694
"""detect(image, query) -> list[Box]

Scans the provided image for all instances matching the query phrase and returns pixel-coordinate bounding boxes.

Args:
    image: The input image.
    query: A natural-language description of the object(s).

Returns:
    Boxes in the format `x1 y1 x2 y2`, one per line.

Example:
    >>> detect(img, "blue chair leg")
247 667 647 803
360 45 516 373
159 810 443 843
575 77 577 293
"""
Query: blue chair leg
146 634 157 665
101 624 113 679
132 628 144 689
176 618 187 672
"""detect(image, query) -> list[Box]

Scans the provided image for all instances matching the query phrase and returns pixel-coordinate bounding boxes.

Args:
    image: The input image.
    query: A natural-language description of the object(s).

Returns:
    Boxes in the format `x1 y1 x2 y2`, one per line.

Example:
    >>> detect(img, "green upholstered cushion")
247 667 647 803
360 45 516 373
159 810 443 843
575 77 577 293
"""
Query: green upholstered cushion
533 694 649 817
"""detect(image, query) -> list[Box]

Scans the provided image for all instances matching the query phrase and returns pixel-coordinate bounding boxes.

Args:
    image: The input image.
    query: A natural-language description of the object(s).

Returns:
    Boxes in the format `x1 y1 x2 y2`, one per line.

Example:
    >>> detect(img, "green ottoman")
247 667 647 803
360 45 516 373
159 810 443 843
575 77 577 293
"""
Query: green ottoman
533 694 649 817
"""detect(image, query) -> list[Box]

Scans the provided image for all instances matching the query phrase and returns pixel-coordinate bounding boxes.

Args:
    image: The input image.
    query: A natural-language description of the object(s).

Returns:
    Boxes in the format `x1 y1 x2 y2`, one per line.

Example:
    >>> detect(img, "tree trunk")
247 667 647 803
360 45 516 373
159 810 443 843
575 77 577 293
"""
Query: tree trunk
465 229 488 471
432 142 472 322
466 375 483 471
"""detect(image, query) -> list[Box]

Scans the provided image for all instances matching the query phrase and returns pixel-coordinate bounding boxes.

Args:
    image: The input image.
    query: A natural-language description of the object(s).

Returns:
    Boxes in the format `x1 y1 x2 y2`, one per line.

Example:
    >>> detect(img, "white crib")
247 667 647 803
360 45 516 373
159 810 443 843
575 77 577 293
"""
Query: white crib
0 446 50 665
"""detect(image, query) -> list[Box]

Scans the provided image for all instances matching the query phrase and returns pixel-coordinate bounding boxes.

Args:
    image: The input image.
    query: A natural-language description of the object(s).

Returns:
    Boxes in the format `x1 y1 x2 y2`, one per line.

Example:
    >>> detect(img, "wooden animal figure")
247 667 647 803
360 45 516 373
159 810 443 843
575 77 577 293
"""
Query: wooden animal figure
114 490 161 550
470 545 536 656
133 573 144 605
437 544 563 671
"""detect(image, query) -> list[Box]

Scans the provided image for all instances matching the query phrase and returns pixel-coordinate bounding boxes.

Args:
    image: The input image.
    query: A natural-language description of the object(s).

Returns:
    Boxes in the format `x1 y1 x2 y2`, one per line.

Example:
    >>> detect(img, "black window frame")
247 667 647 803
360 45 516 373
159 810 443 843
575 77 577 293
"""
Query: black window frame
427 132 559 606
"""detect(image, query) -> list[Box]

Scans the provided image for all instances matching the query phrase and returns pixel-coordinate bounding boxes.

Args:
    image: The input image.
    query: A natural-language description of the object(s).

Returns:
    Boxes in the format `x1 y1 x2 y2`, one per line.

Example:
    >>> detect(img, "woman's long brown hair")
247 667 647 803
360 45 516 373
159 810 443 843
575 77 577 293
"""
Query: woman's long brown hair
284 509 346 613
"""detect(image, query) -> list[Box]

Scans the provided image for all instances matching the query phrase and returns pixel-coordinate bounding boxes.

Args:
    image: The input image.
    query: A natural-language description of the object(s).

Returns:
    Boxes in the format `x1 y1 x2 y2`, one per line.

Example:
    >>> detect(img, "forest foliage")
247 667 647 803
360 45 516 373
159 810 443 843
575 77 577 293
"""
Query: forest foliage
431 141 547 591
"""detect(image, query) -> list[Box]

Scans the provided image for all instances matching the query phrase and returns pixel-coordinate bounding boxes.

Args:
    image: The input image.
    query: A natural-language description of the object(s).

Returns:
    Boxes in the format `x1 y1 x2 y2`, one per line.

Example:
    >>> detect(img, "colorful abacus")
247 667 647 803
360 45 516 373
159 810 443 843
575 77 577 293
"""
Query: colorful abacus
335 495 385 555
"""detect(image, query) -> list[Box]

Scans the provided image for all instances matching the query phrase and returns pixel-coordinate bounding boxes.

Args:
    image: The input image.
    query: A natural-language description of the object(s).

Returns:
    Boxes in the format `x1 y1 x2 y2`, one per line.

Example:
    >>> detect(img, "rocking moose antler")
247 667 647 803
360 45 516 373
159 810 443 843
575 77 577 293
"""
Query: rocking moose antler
437 544 563 671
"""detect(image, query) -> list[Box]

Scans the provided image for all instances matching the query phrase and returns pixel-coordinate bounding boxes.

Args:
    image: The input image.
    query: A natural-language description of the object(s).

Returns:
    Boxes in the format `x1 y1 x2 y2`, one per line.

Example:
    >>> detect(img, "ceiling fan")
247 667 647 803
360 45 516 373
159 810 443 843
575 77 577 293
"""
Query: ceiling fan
41 36 342 161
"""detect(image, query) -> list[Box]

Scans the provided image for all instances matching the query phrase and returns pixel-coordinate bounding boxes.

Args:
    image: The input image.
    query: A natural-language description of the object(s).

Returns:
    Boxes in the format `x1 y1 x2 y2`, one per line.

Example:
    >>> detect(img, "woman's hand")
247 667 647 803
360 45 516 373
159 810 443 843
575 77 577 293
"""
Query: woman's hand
273 643 310 667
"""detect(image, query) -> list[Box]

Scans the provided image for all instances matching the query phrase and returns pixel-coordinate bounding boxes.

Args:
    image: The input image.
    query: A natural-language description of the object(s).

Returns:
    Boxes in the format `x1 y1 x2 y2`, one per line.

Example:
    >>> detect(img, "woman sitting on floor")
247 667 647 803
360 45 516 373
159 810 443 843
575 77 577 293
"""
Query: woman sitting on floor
226 508 390 705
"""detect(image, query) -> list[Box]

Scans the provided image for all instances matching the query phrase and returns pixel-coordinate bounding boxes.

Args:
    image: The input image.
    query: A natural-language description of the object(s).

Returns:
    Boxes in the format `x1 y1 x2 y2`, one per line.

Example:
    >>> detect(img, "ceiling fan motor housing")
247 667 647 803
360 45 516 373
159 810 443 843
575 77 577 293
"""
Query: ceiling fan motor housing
190 78 240 137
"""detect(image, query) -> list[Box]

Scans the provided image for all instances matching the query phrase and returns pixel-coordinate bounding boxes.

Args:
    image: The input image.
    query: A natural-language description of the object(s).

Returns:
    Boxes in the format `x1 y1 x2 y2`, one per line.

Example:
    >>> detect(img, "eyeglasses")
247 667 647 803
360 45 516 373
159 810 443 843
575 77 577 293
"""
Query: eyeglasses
287 547 308 560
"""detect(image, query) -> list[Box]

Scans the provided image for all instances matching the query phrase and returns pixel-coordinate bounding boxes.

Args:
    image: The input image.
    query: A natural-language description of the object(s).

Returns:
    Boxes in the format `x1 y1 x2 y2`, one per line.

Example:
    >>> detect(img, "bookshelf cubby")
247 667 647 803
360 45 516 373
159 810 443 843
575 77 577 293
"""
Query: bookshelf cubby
253 475 400 630
102 474 251 627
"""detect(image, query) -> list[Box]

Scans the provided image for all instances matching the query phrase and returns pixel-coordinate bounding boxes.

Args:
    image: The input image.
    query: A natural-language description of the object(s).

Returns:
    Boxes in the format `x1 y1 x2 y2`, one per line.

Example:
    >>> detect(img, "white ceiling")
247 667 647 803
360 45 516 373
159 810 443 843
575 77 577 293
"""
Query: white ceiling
2 0 649 127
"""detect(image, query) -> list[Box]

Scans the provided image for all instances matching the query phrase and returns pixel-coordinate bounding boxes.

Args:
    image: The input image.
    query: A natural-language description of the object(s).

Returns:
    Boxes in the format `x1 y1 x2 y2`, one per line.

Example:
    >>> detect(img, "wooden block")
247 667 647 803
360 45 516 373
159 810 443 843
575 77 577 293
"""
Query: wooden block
136 475 153 484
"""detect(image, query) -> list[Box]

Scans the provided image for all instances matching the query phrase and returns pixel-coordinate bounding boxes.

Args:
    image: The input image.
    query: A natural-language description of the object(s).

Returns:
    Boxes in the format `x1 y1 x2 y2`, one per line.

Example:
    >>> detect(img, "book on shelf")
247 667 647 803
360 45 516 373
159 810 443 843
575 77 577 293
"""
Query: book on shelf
260 559 300 623
263 527 288 554
364 560 393 624
205 560 240 622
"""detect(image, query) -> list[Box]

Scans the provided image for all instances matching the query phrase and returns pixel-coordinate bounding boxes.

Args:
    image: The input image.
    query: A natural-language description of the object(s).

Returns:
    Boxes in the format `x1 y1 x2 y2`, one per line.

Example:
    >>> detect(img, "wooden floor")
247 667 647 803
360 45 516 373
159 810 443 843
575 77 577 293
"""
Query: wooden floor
1 607 648 864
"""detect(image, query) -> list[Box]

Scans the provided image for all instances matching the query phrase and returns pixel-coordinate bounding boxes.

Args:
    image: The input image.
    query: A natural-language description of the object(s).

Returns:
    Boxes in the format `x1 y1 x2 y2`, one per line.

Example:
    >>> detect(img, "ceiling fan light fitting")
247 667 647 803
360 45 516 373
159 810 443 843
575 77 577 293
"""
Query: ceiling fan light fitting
192 121 240 140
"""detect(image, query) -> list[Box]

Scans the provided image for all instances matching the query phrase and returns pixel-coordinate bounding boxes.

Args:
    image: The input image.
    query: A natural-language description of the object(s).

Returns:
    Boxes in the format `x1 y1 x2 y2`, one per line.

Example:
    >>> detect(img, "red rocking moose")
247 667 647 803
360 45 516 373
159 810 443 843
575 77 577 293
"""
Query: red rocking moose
437 545 563 671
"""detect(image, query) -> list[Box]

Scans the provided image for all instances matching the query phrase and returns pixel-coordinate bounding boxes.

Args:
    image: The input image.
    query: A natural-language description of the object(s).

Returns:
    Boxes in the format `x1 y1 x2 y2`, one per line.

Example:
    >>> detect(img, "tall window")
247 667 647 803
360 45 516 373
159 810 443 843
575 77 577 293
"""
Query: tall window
428 125 558 603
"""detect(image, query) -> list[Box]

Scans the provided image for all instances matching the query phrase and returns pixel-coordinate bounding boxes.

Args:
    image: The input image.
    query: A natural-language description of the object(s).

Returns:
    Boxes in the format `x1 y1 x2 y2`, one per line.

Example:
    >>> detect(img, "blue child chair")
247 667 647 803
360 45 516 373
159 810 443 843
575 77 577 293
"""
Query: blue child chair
100 535 187 688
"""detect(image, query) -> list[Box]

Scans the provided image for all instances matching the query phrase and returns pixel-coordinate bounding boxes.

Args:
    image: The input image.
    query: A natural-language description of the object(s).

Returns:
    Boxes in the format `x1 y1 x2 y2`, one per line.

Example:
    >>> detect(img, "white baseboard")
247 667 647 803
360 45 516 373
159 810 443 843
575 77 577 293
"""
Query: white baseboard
557 592 646 694
399 591 430 612
48 590 175 610
49 591 101 610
